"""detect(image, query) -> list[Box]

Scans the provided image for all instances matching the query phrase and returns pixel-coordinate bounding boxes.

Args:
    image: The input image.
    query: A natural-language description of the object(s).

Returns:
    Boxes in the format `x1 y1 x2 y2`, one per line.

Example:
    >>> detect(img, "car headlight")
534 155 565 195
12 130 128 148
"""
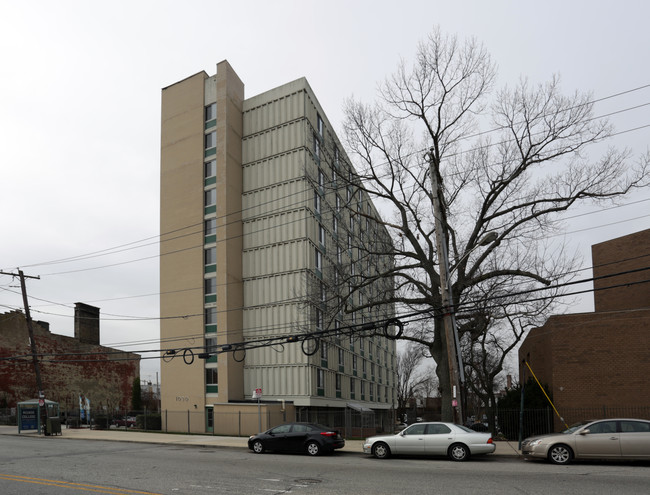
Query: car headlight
528 439 543 448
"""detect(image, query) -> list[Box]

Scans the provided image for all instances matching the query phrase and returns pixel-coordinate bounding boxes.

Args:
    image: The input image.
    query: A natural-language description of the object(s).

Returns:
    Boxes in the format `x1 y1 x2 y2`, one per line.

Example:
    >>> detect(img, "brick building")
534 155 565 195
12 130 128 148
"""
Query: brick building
519 229 650 417
0 303 140 412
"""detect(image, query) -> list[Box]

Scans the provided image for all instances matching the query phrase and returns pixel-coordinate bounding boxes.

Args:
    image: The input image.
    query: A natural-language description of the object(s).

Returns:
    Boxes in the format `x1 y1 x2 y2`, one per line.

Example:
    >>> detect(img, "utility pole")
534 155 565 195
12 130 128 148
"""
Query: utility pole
425 148 464 425
0 269 45 429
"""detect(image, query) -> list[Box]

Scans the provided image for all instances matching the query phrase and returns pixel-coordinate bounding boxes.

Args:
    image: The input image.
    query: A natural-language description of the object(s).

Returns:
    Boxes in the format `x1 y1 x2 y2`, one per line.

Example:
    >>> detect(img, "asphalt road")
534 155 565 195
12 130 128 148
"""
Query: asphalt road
0 435 648 494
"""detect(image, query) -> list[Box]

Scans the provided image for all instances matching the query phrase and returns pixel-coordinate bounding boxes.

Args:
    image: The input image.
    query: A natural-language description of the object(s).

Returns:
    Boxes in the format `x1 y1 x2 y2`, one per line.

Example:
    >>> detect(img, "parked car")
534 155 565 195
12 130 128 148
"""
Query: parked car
469 422 489 432
112 416 136 428
363 422 495 461
522 418 650 465
248 422 345 456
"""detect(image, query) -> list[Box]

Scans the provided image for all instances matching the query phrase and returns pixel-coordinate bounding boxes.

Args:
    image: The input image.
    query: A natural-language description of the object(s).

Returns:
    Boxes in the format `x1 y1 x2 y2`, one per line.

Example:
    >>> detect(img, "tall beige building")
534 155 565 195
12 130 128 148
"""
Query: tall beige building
160 61 397 434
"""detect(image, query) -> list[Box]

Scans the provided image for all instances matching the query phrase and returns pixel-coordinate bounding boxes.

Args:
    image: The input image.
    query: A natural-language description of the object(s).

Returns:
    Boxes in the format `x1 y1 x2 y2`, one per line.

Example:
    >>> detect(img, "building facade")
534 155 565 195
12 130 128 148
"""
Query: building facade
160 61 397 434
519 229 650 422
0 303 140 413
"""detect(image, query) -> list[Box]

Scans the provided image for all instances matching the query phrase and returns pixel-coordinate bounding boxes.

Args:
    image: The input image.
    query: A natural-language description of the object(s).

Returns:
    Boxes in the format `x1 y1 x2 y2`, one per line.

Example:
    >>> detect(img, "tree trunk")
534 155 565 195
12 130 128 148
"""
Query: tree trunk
430 324 454 422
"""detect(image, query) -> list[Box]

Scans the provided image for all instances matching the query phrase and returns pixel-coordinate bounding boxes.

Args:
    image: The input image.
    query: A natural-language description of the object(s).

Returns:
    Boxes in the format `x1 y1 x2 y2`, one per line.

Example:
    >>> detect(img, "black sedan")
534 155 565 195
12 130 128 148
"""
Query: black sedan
248 422 345 456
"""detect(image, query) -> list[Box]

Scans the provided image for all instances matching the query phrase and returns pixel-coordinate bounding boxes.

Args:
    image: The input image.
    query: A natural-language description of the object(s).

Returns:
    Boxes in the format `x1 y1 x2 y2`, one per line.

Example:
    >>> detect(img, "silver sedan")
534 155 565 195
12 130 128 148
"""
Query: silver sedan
363 422 496 461
522 418 650 465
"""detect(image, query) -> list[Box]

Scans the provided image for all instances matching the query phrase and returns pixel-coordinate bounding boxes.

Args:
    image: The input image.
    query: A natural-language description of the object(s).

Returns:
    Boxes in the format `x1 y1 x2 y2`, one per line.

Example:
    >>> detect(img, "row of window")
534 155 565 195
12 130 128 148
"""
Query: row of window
316 368 393 402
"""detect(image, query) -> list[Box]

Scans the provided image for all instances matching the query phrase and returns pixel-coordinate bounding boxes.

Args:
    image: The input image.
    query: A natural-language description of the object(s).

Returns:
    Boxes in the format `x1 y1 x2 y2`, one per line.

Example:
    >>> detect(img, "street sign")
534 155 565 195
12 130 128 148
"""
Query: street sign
252 388 262 399
38 399 44 407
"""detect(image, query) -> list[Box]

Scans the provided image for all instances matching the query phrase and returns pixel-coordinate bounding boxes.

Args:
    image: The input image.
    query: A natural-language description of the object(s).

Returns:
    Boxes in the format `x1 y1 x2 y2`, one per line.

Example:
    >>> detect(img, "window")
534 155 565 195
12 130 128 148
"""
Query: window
320 340 327 360
333 216 338 235
427 424 452 435
316 308 323 332
317 368 325 389
404 423 427 436
206 368 218 385
361 381 365 396
317 113 323 137
319 224 325 246
205 160 216 178
204 247 216 265
205 103 217 121
338 347 344 366
314 189 321 213
204 277 216 295
205 218 217 236
270 424 292 434
350 377 355 396
313 134 320 160
620 421 650 433
320 283 326 304
334 146 340 167
205 307 217 325
336 194 341 212
318 168 325 189
205 336 217 354
315 248 322 272
588 421 618 434
352 355 357 372
205 131 216 149
335 374 341 393
205 188 216 207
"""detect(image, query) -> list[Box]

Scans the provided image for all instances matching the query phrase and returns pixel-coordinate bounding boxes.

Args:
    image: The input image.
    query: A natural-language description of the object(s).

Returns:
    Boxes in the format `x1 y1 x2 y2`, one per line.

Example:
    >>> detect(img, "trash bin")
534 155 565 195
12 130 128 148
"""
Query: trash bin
46 417 62 436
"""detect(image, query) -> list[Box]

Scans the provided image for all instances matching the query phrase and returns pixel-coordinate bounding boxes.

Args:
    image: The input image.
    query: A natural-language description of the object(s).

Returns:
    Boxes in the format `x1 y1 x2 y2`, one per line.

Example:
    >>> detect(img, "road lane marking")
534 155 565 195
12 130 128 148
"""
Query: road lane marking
0 473 163 495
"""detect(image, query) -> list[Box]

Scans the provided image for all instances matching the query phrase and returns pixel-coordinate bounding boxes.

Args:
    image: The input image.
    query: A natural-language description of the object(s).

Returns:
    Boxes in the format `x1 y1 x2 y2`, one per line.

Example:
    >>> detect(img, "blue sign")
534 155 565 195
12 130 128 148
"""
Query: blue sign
20 407 38 430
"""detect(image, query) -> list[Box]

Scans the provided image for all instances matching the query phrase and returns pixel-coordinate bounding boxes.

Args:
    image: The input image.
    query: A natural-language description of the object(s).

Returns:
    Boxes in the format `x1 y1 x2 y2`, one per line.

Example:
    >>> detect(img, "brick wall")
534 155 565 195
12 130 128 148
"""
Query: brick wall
520 309 650 411
592 229 650 312
519 228 650 413
0 311 140 410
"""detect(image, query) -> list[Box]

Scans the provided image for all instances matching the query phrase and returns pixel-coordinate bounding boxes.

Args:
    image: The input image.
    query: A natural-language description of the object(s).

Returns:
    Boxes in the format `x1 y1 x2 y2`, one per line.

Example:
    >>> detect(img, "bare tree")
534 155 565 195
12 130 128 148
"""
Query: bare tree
337 28 650 422
396 342 427 418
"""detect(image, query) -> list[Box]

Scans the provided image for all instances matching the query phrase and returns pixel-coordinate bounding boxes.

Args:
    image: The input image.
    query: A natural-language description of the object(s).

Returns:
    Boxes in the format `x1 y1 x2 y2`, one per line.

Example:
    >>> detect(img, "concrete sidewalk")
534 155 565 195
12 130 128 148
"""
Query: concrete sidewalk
0 425 521 456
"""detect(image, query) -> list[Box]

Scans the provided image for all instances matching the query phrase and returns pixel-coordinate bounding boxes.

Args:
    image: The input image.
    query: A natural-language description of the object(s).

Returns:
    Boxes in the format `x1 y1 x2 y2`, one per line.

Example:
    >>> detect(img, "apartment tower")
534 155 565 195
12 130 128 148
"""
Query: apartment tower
160 61 397 434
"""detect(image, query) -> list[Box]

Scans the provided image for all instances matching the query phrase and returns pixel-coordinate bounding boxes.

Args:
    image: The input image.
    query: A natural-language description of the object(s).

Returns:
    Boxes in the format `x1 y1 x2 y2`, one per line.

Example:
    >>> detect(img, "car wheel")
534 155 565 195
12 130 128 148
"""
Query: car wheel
448 443 470 462
306 441 321 456
252 440 265 454
372 442 391 459
548 444 572 465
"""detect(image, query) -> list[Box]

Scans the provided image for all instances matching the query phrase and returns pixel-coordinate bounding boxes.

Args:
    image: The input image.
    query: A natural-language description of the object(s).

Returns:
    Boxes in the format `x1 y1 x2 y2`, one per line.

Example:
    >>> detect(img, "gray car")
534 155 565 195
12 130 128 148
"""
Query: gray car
522 418 650 465
363 422 496 461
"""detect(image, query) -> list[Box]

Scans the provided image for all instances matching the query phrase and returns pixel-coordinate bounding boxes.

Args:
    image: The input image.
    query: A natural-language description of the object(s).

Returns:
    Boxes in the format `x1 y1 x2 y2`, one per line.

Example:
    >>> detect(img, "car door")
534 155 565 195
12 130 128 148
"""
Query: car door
285 424 311 452
619 420 650 458
574 420 621 458
265 424 292 451
423 423 454 455
395 423 427 454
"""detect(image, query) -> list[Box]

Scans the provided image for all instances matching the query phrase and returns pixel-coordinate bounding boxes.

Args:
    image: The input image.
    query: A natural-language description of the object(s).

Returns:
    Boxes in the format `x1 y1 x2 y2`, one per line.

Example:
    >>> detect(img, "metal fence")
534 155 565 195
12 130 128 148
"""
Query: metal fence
1 407 394 439
496 406 650 440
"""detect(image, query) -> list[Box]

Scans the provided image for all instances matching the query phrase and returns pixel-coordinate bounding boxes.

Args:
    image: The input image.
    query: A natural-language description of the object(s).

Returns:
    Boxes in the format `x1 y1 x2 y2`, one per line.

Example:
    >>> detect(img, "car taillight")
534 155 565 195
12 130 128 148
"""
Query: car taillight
320 431 337 437
487 437 494 444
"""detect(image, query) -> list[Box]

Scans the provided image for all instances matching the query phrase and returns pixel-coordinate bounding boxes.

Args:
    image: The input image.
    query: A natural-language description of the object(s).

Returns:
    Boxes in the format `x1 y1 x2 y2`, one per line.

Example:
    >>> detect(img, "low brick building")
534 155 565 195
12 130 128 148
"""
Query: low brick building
519 229 650 417
0 303 140 412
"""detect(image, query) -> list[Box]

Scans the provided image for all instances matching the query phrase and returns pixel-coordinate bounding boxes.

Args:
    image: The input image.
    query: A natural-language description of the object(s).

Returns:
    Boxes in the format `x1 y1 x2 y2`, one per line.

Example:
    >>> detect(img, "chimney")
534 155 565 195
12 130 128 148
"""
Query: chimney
74 303 100 345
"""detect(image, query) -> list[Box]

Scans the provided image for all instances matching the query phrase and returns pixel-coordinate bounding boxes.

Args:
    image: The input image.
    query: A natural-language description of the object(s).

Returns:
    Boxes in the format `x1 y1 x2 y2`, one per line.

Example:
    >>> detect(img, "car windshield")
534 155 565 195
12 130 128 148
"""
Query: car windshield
562 421 592 434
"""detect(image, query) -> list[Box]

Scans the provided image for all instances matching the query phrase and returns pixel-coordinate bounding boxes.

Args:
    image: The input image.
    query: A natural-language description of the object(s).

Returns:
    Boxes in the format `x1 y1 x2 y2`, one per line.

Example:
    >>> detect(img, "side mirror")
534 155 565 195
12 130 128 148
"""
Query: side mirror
579 429 590 435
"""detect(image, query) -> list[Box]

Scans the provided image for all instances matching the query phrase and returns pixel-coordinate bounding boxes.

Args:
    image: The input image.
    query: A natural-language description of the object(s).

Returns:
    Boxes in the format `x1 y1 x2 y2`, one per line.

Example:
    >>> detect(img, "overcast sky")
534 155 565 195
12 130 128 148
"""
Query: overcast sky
1 0 649 383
